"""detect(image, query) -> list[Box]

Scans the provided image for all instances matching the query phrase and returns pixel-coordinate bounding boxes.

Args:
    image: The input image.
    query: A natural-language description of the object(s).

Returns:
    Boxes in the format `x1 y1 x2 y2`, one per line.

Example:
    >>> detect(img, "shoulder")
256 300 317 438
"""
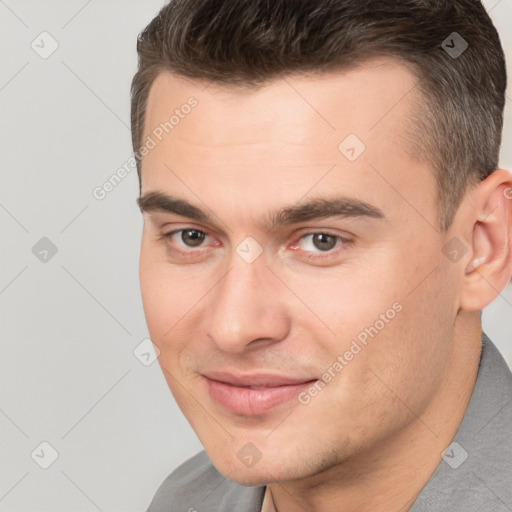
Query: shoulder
411 334 512 511
146 451 265 512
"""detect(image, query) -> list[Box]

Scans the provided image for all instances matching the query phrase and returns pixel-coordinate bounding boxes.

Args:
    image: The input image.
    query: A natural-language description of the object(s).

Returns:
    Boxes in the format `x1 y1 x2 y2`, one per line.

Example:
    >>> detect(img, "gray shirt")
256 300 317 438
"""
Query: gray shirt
147 333 512 511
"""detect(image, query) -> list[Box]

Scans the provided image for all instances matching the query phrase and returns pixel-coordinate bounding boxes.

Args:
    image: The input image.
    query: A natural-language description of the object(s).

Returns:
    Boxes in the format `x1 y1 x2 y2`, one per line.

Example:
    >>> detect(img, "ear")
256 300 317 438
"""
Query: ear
459 169 512 311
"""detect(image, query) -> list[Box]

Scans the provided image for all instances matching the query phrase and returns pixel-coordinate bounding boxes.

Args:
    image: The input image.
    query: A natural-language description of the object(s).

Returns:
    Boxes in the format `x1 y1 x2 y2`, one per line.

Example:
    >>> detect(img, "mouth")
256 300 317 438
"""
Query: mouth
203 372 318 415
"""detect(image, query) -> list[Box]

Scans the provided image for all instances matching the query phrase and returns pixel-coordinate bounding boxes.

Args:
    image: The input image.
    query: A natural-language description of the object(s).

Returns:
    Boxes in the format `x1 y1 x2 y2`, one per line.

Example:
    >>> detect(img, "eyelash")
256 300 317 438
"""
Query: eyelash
159 228 352 261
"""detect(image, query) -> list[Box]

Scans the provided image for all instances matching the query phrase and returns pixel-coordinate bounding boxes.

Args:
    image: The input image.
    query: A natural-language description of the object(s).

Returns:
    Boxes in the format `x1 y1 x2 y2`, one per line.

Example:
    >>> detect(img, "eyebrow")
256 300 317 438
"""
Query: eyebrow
138 192 210 222
137 191 385 229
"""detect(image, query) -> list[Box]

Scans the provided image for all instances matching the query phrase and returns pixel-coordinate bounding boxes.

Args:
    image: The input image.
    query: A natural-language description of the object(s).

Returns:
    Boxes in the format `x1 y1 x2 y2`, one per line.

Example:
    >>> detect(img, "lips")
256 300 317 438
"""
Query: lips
203 371 317 415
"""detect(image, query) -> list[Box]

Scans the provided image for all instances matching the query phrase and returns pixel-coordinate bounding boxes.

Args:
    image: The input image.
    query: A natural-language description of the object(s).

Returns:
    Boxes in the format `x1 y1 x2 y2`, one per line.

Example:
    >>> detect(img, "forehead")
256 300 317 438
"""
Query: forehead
143 58 419 149
140 58 435 230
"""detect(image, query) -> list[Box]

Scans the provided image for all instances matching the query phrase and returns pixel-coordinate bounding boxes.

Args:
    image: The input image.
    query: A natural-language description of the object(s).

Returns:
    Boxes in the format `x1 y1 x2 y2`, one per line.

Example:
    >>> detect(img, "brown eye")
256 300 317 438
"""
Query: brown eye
311 233 338 251
181 229 206 247
293 232 349 259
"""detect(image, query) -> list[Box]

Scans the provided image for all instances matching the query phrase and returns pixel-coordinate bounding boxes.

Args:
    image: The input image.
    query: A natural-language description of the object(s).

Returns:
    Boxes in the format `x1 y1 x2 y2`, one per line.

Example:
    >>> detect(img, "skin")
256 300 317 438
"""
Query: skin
138 59 512 511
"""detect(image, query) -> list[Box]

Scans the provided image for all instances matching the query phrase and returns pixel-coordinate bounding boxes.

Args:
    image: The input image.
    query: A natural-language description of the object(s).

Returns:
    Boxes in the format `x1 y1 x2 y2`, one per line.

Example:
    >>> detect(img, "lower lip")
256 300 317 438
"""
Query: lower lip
205 378 316 415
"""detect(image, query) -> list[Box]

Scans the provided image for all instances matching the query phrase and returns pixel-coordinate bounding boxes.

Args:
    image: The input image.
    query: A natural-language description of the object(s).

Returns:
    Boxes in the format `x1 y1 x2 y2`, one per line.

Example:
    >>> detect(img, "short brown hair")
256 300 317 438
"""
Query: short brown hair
131 0 506 230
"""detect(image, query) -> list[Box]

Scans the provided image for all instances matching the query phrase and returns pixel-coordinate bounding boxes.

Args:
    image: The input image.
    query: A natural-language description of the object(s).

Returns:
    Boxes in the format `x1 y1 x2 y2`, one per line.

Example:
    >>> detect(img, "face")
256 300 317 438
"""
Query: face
138 60 461 485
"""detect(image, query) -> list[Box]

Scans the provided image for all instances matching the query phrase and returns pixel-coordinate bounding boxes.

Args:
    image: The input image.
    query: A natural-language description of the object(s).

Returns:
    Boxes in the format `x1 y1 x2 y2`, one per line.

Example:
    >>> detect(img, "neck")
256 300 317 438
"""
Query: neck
268 314 482 512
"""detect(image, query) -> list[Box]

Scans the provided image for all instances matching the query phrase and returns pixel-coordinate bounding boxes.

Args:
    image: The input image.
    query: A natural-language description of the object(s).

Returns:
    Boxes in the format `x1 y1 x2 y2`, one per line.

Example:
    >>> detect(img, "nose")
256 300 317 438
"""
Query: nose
205 255 291 354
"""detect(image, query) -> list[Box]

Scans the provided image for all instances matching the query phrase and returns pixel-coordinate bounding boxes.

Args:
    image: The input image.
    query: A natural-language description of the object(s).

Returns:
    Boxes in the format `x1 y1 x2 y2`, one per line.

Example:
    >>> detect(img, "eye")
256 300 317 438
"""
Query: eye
178 229 206 247
298 233 344 252
164 228 211 250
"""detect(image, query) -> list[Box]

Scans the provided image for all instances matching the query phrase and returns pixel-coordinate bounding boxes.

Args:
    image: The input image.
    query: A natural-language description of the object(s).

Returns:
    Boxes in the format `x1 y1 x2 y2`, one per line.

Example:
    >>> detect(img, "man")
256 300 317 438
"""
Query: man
131 0 512 510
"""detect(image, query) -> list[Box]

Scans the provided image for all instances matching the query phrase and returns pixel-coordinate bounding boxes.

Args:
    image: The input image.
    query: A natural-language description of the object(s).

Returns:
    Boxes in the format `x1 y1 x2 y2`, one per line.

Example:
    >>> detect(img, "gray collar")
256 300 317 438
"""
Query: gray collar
409 332 512 511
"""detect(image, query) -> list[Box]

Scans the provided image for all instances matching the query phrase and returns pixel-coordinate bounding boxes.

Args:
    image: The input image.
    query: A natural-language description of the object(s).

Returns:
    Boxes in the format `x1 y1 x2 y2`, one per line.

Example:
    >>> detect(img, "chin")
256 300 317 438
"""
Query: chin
210 455 270 485
210 452 304 487
227 471 274 487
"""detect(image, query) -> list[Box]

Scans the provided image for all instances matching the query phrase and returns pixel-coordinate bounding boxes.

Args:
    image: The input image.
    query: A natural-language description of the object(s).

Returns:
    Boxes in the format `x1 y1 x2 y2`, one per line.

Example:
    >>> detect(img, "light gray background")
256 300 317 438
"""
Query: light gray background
0 1 511 511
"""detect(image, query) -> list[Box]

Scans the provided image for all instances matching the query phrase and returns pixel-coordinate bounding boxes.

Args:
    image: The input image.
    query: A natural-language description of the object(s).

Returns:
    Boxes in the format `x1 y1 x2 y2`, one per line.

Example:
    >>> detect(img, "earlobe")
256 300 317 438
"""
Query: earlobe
459 169 512 312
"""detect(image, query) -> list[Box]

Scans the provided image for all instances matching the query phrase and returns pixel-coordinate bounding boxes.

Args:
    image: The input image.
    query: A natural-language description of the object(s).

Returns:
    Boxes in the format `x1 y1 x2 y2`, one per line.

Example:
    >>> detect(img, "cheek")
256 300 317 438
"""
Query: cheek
140 272 186 346
297 250 454 408
139 244 212 372
140 262 192 391
281 263 403 353
139 241 179 341
139 253 163 334
360 274 455 414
